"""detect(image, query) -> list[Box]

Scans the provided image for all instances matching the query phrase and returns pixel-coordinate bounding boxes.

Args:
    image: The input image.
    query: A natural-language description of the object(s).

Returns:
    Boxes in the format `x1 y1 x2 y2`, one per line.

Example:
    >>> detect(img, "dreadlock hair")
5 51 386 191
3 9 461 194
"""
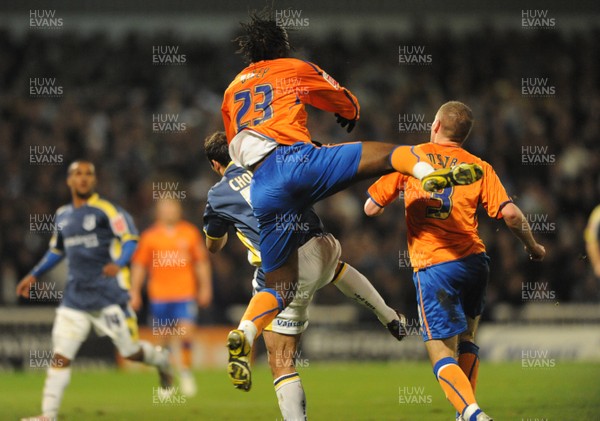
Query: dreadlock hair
235 7 291 63
204 131 231 167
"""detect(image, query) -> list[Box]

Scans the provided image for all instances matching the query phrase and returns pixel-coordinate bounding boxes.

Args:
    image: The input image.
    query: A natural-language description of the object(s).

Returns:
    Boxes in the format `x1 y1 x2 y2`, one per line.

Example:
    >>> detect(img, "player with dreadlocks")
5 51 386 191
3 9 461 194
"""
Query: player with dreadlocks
221 7 484 407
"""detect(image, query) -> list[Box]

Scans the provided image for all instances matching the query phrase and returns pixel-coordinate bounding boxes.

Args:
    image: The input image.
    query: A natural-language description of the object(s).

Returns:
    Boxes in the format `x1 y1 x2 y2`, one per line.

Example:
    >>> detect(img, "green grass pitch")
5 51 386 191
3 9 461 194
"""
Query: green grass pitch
2 361 599 420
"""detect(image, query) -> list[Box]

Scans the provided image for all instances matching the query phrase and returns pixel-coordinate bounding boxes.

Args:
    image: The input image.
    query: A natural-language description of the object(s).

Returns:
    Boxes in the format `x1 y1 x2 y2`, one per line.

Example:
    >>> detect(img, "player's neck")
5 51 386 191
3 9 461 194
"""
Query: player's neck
433 138 461 147
71 193 93 208
161 221 179 229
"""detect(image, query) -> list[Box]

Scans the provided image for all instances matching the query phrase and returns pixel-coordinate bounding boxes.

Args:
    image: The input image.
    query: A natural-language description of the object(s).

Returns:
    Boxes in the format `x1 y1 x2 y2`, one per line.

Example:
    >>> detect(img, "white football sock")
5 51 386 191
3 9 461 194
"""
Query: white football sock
139 340 168 367
42 366 71 418
274 372 306 421
413 161 435 180
238 319 258 348
335 263 398 325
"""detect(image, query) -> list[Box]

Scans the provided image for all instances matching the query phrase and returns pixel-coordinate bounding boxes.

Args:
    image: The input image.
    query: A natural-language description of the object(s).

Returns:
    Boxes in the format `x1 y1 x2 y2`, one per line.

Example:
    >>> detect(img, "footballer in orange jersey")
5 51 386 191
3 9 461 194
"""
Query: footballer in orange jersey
131 199 212 396
221 10 484 393
365 101 545 421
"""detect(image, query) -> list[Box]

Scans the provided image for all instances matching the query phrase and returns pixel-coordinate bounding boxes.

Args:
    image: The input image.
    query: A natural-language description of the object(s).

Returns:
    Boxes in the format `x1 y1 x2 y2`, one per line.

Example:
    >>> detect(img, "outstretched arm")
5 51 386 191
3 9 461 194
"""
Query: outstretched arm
501 203 545 261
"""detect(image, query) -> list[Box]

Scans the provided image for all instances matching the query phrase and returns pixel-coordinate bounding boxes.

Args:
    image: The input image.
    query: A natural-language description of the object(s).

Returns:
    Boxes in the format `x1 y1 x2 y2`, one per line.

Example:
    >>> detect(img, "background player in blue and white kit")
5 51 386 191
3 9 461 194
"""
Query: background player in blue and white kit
16 161 173 421
203 132 406 419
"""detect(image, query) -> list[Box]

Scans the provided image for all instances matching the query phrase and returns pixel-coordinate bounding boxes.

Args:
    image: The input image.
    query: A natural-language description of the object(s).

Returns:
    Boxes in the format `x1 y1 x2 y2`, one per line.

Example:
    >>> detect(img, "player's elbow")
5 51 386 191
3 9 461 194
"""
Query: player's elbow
364 199 384 217
501 203 522 227
206 237 226 254
206 241 221 254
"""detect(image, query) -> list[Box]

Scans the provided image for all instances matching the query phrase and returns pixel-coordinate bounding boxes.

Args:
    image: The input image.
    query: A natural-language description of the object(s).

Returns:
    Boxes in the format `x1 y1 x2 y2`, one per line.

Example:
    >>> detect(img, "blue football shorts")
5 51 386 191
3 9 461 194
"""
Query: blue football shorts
149 299 198 325
250 141 362 272
413 252 490 341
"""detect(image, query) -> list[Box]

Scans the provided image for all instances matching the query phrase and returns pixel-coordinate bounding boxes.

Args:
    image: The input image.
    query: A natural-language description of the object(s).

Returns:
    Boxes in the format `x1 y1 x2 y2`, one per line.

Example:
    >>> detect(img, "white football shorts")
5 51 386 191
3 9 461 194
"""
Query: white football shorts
265 233 341 336
52 303 140 360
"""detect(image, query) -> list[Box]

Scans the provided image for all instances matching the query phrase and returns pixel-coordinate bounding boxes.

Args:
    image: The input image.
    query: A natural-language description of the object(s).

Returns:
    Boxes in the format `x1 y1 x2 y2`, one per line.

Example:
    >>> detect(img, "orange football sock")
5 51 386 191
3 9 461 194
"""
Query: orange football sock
390 146 433 179
241 290 283 337
434 357 476 415
458 341 480 393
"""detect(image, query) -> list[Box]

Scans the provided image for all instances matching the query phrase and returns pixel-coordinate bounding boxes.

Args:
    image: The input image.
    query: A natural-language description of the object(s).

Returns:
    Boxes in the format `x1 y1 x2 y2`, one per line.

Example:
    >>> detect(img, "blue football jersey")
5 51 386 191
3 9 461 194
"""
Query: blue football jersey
203 163 325 290
51 193 139 310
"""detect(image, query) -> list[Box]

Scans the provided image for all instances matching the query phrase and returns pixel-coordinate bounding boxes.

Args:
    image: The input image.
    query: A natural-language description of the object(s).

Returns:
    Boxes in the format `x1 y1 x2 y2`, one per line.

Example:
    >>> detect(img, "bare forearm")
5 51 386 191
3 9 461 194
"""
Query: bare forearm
195 261 212 295
506 213 538 249
130 264 147 295
502 203 544 261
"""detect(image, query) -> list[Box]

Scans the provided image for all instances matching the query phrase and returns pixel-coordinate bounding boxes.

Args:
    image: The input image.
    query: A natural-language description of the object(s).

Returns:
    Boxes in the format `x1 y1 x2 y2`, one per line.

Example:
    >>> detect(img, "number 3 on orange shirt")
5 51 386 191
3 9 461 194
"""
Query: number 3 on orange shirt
426 187 454 220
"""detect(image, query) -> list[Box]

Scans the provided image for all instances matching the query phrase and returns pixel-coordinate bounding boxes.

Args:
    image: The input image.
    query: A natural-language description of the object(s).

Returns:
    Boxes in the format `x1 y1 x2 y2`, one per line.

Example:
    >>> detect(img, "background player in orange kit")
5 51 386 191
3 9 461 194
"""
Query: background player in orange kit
130 199 212 397
364 101 546 421
221 9 484 389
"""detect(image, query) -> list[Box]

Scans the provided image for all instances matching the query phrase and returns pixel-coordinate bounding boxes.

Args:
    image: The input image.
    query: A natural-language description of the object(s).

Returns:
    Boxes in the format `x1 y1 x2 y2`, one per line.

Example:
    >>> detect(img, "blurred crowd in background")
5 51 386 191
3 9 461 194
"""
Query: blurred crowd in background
1 25 598 323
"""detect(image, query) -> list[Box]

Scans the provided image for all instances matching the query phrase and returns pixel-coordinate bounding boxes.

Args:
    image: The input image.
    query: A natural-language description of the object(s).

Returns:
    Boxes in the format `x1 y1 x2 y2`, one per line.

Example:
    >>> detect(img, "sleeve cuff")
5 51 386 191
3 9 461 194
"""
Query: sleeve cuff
367 193 384 208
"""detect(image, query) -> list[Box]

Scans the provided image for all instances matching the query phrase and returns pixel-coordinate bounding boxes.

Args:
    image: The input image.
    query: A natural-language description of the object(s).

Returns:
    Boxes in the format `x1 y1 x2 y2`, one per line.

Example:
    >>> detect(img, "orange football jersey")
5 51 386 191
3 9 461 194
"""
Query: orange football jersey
222 57 359 145
368 143 511 269
132 221 208 301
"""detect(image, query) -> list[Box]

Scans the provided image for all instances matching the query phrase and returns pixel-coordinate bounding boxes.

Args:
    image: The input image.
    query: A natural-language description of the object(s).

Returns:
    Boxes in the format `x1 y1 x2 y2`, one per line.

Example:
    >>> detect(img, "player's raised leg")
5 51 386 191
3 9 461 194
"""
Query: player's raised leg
358 142 483 192
227 253 293 391
332 261 407 340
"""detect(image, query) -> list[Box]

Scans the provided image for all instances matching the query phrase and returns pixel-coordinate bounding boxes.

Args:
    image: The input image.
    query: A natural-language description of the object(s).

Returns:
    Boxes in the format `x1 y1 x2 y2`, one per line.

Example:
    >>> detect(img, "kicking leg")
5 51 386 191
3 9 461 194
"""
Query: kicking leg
227 251 297 391
357 142 482 192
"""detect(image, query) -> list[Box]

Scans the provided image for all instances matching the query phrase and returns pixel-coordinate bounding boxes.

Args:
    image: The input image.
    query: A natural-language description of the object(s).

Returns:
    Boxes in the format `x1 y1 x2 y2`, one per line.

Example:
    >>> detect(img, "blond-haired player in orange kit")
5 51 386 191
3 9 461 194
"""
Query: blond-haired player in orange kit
130 199 212 396
364 101 546 421
221 10 484 391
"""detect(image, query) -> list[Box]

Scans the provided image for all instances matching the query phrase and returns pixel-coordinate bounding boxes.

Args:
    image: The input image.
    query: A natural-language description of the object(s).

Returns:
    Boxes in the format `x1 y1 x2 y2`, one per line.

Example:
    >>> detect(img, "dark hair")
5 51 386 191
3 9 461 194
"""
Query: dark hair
235 8 291 63
204 131 231 166
438 101 474 143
